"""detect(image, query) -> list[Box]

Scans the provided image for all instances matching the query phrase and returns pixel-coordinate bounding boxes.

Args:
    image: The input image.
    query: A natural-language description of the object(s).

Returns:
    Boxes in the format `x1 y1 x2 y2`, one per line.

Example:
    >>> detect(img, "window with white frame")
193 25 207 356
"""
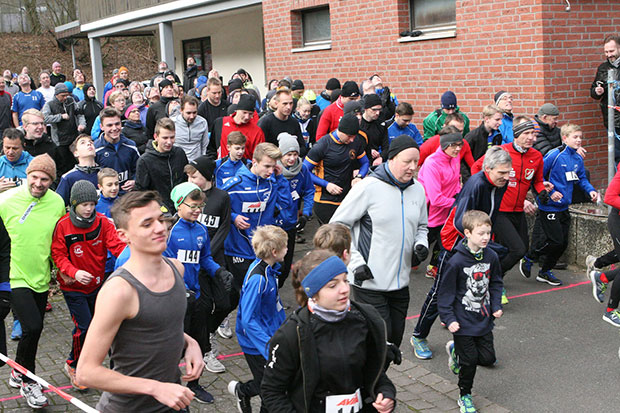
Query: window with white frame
410 0 455 29
302 7 331 47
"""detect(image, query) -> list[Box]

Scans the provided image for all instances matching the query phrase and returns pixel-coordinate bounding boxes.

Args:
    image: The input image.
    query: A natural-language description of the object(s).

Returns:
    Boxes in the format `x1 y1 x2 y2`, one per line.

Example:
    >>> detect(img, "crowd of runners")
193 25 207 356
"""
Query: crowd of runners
0 33 617 413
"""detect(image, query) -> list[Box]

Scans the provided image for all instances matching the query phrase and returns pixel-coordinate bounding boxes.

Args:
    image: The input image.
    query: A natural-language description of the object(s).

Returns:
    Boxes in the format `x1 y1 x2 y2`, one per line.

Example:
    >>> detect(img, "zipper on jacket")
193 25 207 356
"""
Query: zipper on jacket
369 316 389 401
397 191 405 289
297 325 309 412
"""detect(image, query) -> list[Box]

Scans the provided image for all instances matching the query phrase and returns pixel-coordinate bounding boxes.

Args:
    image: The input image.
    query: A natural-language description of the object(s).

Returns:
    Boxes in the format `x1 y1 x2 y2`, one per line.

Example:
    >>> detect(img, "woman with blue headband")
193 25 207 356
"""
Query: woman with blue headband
261 249 396 412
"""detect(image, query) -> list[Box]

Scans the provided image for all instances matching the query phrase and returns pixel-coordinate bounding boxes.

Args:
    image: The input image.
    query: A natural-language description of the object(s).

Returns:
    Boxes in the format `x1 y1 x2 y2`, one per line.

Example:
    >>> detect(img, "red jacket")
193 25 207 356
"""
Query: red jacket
471 143 545 212
316 97 344 140
605 163 620 211
419 134 474 167
218 115 265 159
51 212 126 294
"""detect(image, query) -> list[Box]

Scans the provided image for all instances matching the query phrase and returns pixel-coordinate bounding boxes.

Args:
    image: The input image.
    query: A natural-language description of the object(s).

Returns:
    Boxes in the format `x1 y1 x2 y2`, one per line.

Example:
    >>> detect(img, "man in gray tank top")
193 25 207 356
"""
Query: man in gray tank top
75 191 204 412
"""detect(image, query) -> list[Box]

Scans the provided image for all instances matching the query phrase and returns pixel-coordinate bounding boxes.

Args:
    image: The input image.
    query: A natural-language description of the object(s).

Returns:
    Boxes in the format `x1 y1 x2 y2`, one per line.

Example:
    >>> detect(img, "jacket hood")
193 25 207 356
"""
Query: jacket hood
123 120 144 130
144 139 174 158
370 162 415 190
0 151 32 166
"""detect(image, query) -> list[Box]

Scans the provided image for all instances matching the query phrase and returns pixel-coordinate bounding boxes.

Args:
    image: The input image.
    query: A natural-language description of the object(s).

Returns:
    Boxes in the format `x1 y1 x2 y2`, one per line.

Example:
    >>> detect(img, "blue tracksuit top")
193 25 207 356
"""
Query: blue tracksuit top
164 217 220 298
276 162 315 230
56 166 99 205
96 194 119 274
387 122 423 146
0 152 33 181
538 144 595 212
499 113 514 143
236 259 286 359
222 165 293 259
94 135 140 186
214 156 250 189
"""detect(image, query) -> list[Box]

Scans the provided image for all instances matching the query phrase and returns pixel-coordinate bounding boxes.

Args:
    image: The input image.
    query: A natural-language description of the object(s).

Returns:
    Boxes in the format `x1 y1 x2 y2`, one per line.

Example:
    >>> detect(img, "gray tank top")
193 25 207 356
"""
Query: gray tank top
97 257 187 413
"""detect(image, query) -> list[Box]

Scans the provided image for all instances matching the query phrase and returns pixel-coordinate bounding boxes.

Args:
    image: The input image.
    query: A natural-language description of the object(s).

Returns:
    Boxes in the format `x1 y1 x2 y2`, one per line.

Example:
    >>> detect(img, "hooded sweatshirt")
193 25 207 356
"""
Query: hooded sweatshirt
171 112 209 162
418 146 461 228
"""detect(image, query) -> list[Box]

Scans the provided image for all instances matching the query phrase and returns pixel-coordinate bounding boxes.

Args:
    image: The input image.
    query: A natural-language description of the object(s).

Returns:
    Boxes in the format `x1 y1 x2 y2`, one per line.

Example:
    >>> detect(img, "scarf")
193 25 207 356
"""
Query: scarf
69 208 96 229
309 299 350 323
279 158 303 179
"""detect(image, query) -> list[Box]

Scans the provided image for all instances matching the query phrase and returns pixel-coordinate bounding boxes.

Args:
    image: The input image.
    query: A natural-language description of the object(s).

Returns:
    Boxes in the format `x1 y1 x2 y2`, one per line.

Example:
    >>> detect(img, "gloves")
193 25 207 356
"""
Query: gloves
296 215 309 231
353 264 374 287
415 244 429 262
386 342 402 366
538 189 549 205
216 267 234 292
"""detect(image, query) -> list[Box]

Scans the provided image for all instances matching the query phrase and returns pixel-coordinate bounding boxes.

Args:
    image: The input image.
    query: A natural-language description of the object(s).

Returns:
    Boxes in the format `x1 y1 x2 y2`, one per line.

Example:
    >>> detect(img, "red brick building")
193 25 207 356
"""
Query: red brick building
263 0 620 187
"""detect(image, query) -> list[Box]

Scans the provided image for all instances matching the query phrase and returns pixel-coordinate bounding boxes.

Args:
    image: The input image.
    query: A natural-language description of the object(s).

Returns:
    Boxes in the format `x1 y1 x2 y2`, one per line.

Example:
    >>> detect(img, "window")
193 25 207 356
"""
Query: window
410 0 455 29
302 7 331 47
182 37 212 72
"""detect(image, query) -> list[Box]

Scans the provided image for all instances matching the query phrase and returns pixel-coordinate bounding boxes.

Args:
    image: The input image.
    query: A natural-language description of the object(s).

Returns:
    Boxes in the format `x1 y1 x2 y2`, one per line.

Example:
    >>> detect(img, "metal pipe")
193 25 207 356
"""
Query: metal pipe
608 68 617 194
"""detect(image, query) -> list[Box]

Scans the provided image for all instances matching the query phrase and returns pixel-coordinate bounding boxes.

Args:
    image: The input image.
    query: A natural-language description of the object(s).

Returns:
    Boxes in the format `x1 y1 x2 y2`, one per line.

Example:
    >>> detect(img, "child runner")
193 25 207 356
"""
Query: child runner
438 210 503 413
214 131 249 188
228 225 288 413
96 168 121 276
56 134 100 205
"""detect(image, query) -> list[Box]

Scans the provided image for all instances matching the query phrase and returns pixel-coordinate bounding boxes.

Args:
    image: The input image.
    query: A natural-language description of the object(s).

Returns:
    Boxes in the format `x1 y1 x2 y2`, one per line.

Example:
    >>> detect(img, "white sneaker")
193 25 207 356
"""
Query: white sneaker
218 316 233 339
8 369 22 388
586 255 600 279
20 381 48 409
203 350 226 373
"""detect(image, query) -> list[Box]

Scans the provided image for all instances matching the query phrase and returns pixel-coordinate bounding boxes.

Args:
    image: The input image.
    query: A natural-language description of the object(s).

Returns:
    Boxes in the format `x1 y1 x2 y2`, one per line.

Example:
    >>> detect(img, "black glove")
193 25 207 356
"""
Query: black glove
538 189 549 205
353 264 374 287
415 244 429 262
296 215 309 231
216 267 234 292
386 342 402 366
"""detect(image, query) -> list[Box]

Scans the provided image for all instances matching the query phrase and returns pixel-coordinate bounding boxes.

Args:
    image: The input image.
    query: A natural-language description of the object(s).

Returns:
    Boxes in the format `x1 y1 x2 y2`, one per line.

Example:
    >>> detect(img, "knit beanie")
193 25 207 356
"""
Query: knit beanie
388 135 419 159
302 89 316 103
26 154 56 180
189 156 216 181
54 82 69 95
513 120 537 139
291 79 305 91
338 113 360 136
363 93 382 109
301 256 349 298
124 104 139 119
440 132 464 150
278 133 300 155
537 103 560 117
494 90 509 105
343 100 363 115
236 94 256 112
441 91 457 109
341 81 360 98
70 180 98 207
158 78 173 93
170 182 202 209
325 78 341 91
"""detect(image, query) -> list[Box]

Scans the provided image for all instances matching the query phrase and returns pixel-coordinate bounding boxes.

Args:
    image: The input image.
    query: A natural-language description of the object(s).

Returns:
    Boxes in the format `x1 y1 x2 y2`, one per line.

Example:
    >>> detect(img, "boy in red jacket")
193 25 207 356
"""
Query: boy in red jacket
51 180 126 390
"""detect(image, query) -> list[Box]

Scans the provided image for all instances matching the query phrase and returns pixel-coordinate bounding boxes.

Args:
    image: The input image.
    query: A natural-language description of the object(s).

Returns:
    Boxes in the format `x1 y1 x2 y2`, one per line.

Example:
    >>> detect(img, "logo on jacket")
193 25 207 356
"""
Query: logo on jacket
74 245 83 257
524 168 535 180
348 149 357 160
242 201 266 213
197 236 204 249
462 262 490 313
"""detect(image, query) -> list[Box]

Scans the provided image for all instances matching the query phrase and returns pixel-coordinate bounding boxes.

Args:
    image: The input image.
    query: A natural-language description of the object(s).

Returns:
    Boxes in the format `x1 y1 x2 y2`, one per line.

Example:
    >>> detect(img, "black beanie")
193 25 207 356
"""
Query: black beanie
440 132 463 150
291 79 305 91
228 78 243 93
341 81 360 98
236 94 255 112
338 113 360 136
159 78 173 93
190 155 216 181
388 135 419 159
343 100 363 115
325 78 341 91
363 93 382 109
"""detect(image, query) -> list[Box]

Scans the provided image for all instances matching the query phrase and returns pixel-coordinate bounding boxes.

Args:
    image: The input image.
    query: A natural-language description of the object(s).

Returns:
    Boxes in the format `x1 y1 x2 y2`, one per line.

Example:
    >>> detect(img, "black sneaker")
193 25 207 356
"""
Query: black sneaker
228 380 252 413
519 256 533 278
187 382 214 404
536 270 563 286
554 261 568 270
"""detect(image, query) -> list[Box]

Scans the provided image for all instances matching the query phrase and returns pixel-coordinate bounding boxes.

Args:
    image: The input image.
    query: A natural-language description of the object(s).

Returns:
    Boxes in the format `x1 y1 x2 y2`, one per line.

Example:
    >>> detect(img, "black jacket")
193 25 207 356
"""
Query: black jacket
77 89 103 135
200 185 231 266
533 115 561 156
261 301 396 413
183 65 198 92
23 134 57 159
122 120 148 154
197 99 228 134
590 60 620 127
360 117 389 161
135 140 188 212
0 92 11 136
462 123 503 182
145 96 175 140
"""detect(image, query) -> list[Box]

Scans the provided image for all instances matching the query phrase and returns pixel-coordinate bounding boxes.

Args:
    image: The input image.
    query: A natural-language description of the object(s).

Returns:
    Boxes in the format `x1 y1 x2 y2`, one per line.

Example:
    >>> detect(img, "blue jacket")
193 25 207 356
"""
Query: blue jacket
222 166 293 259
0 152 32 180
438 240 503 336
387 122 423 146
538 144 596 212
499 112 514 143
276 162 315 230
315 93 331 111
96 194 119 274
164 218 220 298
56 166 100 205
94 135 140 187
214 156 250 188
236 259 286 358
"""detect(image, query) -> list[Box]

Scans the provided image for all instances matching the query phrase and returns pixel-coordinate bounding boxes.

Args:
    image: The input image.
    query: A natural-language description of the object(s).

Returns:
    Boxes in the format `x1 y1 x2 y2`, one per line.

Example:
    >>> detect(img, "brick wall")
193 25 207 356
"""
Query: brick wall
262 0 620 187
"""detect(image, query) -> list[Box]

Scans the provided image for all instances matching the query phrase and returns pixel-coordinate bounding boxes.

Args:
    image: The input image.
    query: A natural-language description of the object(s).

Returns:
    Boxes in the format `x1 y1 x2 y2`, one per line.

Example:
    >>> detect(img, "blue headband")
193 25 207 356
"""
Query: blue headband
301 256 348 298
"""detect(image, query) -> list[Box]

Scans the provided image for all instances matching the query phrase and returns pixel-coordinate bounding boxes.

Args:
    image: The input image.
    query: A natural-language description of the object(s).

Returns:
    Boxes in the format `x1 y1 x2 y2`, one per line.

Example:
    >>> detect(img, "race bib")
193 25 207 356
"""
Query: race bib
565 171 578 181
118 170 129 182
291 190 300 201
198 214 220 228
242 201 266 213
177 249 200 264
326 389 362 413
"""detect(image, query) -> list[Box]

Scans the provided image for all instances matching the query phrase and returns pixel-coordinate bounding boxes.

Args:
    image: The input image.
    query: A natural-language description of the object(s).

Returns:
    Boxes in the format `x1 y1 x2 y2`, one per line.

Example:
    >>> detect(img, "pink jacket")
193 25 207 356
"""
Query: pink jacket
417 146 461 228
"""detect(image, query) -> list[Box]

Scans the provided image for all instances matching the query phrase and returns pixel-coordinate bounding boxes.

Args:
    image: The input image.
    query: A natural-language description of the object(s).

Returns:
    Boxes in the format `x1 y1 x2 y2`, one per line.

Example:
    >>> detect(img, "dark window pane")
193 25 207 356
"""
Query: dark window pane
183 37 212 72
302 7 331 45
411 0 455 28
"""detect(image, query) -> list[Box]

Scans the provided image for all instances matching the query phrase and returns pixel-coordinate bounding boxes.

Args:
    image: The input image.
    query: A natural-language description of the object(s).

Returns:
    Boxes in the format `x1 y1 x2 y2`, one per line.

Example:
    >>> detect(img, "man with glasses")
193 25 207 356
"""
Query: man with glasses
135 117 188 212
21 109 57 159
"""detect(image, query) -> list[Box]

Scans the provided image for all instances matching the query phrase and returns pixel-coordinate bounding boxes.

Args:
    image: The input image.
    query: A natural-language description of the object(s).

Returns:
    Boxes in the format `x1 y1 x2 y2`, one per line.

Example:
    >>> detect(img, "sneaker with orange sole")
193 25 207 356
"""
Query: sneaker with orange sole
64 363 87 391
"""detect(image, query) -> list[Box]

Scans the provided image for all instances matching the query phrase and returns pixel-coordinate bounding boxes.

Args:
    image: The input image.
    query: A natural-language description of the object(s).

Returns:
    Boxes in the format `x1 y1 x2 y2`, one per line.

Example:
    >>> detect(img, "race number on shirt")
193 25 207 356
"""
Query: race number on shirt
326 389 362 413
291 190 300 201
198 213 220 228
118 170 129 182
177 249 200 264
565 171 579 181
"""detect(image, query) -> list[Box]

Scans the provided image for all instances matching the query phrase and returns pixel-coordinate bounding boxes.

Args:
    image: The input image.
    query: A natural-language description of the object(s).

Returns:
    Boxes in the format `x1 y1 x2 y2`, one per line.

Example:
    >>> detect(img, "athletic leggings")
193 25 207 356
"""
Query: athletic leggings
11 288 47 382
493 212 528 277
602 209 620 309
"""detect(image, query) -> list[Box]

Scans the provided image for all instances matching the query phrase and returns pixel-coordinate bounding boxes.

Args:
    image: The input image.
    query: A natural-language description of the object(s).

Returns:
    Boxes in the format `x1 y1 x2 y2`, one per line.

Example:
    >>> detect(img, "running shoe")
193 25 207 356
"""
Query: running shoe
218 316 233 339
519 256 533 279
603 309 620 327
501 288 509 305
586 255 600 279
410 336 432 359
64 363 87 390
8 369 22 388
445 340 460 375
589 270 607 303
203 350 225 373
20 381 48 409
536 270 562 286
228 381 252 413
10 319 21 341
188 382 214 403
458 394 477 413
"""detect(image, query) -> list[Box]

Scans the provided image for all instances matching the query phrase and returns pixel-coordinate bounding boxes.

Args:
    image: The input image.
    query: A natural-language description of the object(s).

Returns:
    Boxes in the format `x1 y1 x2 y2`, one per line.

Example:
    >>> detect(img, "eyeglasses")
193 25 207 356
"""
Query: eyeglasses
182 202 205 210
448 142 464 148
27 122 45 126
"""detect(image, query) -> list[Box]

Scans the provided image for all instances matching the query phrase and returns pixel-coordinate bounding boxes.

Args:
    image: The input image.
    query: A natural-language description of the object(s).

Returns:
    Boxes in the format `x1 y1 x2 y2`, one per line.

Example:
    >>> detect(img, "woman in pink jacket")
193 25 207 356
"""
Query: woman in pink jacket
417 131 463 279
